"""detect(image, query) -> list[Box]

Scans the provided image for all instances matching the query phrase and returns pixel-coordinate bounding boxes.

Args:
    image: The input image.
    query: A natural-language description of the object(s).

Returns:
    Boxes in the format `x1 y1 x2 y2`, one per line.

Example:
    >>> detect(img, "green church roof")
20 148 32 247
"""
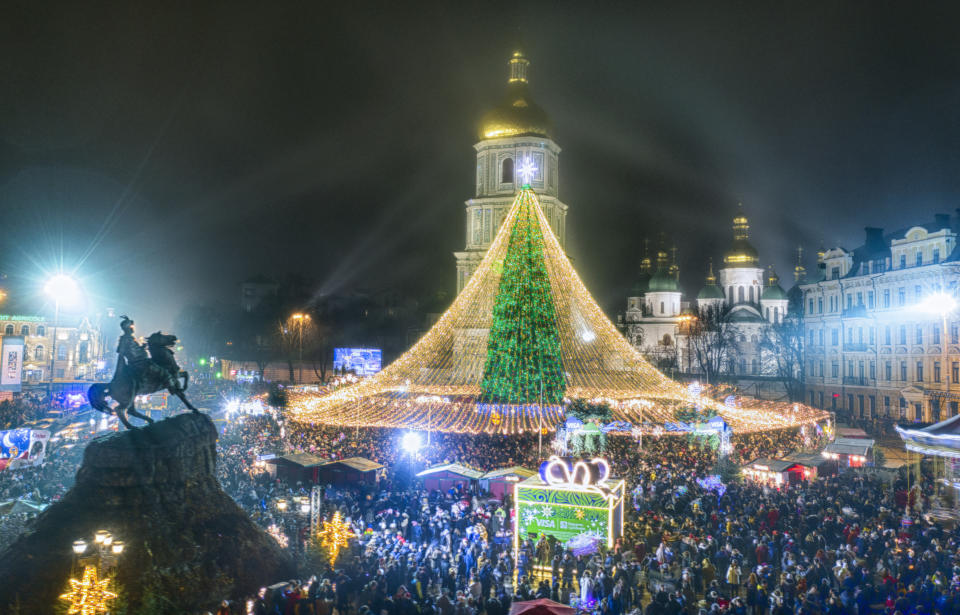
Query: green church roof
697 284 725 300
647 271 679 292
761 285 788 301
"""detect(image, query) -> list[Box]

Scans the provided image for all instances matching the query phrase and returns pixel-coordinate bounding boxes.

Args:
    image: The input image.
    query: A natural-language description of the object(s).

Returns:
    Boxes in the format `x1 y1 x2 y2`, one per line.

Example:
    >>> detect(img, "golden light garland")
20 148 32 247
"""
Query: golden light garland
266 523 288 548
288 187 829 434
60 565 116 615
317 512 354 566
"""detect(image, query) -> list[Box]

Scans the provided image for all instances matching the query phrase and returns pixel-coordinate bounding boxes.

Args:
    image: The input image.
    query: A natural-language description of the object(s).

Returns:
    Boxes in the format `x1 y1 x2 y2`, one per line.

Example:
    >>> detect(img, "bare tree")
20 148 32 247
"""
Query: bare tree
687 305 739 384
308 320 333 383
760 311 805 401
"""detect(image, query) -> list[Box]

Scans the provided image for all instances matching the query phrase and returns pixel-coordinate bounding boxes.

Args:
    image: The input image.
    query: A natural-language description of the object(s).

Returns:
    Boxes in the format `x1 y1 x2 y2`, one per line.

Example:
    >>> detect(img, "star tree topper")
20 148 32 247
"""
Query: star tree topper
318 511 355 566
517 158 537 186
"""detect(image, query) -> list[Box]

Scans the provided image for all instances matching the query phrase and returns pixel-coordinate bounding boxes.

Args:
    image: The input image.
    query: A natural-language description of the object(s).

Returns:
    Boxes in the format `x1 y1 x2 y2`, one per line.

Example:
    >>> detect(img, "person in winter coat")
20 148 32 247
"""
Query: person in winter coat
726 562 742 597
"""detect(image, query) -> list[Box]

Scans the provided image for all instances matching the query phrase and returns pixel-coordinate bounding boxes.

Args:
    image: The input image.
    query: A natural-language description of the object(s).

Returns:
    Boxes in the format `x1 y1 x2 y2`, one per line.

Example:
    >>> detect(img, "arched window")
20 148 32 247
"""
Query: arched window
659 301 665 314
78 341 89 363
765 308 770 320
20 325 29 336
749 286 755 303
751 359 759 374
751 334 759 344
727 287 733 304
774 307 780 322
34 346 44 361
37 325 45 336
57 345 67 361
738 287 745 303
662 334 672 346
3 325 12 335
501 158 514 183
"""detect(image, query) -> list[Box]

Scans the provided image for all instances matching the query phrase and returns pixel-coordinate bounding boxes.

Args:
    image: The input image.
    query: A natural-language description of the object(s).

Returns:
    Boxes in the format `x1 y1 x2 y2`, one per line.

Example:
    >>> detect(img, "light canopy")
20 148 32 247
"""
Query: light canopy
289 186 828 434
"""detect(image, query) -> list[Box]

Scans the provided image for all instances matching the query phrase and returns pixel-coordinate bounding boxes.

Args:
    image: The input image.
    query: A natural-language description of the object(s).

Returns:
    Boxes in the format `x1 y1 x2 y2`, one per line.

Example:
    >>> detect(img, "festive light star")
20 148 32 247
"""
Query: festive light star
516 158 537 185
317 512 354 567
286 186 829 435
60 565 116 615
575 508 585 520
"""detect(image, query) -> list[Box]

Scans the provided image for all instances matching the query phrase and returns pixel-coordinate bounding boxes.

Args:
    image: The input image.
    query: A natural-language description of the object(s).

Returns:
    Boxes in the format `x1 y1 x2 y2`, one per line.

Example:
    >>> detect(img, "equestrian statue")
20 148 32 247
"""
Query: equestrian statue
87 315 200 429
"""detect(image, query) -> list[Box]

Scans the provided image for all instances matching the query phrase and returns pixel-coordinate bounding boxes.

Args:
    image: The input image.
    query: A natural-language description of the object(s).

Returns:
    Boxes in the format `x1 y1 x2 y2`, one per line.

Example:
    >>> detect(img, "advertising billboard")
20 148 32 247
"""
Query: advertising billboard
333 348 382 376
514 465 625 566
0 428 50 470
0 335 24 391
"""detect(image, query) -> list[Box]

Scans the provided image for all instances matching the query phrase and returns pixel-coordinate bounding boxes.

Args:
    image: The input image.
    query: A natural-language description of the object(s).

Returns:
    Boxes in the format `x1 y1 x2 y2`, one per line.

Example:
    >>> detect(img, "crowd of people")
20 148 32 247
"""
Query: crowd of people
209 412 960 615
1 389 958 615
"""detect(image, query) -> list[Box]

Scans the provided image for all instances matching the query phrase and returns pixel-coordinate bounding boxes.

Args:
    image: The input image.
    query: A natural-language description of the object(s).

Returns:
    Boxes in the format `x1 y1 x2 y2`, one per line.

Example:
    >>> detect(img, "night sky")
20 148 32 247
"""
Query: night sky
2 3 960 328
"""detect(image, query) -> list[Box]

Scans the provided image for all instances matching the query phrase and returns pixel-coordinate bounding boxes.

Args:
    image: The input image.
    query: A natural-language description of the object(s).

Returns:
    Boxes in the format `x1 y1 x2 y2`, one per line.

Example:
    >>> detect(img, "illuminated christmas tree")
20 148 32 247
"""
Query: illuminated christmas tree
288 174 829 434
480 185 565 404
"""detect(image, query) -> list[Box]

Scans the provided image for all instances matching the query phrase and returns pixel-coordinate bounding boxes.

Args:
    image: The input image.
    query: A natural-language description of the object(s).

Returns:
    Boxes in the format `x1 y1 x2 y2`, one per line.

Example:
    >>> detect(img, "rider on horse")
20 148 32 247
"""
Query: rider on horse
117 316 179 392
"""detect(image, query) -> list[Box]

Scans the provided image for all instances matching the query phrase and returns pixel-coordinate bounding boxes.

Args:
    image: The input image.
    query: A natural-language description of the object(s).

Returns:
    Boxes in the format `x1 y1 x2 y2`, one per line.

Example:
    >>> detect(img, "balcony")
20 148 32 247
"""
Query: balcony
842 342 869 352
842 376 872 386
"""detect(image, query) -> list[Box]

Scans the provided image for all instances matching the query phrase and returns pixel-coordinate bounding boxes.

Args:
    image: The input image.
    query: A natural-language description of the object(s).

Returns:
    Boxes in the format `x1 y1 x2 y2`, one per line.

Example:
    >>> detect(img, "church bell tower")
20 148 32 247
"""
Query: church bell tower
454 51 568 293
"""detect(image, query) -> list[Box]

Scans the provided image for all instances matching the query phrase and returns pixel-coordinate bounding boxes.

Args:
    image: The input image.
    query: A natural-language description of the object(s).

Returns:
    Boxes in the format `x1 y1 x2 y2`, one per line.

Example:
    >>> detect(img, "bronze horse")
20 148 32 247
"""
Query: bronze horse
87 332 199 429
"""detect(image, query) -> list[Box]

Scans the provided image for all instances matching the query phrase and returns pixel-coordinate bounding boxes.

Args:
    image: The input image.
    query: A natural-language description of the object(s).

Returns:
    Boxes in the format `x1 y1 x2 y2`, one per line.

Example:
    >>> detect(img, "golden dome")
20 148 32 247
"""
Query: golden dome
723 205 760 267
478 51 553 141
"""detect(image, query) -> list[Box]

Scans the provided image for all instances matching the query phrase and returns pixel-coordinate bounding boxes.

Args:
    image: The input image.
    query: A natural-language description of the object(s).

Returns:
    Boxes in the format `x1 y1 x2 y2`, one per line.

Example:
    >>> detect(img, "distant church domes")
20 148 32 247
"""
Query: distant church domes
647 250 679 292
478 51 553 141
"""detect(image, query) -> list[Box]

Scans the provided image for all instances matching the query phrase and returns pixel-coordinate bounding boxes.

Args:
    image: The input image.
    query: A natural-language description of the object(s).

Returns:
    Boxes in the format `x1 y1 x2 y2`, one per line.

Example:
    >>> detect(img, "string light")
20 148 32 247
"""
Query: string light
317 512 354 567
288 186 829 434
60 565 116 615
266 524 288 548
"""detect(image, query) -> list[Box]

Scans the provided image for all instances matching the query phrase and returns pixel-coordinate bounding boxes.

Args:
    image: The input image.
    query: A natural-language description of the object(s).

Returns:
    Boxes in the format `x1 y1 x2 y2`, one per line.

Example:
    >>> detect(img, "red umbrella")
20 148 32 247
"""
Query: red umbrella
509 598 575 615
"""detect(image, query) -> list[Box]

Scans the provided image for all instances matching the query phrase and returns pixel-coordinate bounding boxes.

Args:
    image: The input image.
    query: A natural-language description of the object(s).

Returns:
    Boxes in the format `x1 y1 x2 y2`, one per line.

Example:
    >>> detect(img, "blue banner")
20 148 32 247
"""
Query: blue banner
0 428 31 460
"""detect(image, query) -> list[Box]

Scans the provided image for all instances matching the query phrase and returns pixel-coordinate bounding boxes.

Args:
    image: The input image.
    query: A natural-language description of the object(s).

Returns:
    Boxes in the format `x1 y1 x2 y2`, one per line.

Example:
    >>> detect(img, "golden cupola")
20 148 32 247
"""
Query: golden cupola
723 204 760 268
478 51 553 141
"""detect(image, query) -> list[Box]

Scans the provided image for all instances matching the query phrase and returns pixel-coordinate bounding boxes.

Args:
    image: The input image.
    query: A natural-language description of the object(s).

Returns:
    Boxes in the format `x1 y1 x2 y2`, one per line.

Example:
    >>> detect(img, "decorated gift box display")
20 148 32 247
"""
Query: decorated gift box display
513 456 624 567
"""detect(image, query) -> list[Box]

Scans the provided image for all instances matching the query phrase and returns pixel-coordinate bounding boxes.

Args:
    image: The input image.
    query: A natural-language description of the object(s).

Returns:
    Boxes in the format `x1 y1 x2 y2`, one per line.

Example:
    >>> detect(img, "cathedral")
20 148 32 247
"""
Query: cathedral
454 51 568 292
621 209 794 379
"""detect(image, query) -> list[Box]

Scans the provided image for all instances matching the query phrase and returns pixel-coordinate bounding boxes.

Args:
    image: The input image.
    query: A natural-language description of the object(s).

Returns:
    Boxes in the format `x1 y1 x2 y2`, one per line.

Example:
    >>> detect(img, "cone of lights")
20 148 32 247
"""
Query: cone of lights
290 185 829 434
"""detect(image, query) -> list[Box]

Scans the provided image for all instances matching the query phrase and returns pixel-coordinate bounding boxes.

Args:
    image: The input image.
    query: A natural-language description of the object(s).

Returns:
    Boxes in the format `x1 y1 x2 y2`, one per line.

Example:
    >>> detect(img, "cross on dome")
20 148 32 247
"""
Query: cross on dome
517 158 537 186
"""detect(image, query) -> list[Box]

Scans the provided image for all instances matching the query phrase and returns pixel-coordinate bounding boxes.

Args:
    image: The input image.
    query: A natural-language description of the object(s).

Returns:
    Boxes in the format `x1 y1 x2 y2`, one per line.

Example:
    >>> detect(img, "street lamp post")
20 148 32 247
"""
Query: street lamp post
291 313 310 385
63 530 124 613
44 274 80 396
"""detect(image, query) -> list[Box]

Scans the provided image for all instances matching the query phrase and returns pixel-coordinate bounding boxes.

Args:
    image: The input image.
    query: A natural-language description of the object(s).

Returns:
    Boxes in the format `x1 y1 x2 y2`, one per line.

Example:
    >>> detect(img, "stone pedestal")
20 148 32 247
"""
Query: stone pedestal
0 413 295 613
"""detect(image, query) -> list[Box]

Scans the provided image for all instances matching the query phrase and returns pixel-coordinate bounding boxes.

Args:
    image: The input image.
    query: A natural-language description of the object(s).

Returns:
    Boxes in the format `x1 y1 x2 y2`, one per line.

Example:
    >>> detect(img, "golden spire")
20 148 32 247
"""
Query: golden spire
794 245 807 283
767 264 780 287
732 203 749 241
817 242 825 263
669 244 679 280
705 258 717 285
508 50 530 83
640 238 651 273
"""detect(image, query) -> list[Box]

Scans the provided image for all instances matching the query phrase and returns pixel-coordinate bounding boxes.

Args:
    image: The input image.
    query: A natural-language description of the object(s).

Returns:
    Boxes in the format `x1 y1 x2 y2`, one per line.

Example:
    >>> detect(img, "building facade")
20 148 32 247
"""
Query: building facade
454 51 569 293
0 314 105 383
800 214 960 423
621 209 791 380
